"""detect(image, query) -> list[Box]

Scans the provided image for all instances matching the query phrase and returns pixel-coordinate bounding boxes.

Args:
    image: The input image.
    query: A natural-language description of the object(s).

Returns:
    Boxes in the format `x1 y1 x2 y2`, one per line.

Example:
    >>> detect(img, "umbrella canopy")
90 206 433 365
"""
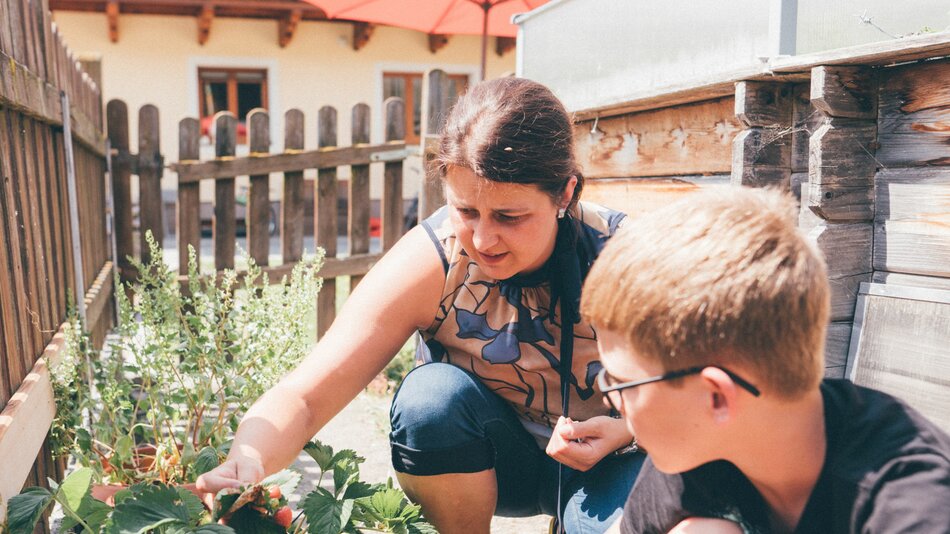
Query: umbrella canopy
304 0 549 79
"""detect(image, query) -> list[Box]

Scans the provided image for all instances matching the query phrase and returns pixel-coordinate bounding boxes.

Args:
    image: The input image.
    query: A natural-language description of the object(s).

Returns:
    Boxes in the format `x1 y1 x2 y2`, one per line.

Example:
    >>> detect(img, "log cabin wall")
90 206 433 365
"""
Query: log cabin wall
569 38 950 378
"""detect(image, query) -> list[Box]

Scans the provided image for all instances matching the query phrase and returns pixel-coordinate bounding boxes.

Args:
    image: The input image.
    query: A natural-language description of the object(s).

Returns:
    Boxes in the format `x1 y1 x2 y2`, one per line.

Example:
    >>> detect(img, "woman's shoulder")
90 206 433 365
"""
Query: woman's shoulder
576 201 628 243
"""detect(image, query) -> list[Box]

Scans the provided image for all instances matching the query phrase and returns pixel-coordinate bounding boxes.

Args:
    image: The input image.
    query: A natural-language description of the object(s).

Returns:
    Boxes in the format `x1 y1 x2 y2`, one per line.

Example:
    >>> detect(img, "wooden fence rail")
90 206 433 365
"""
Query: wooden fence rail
1 0 113 523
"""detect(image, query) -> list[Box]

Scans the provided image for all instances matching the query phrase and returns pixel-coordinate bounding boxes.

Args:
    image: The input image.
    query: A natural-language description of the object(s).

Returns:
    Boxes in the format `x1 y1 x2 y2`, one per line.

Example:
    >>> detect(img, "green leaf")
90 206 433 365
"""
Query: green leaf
107 484 192 534
176 486 208 523
302 440 334 471
59 493 111 533
261 469 301 498
341 481 376 500
192 446 221 478
224 506 287 534
5 487 54 534
302 487 347 534
368 488 407 520
56 466 94 511
406 523 439 534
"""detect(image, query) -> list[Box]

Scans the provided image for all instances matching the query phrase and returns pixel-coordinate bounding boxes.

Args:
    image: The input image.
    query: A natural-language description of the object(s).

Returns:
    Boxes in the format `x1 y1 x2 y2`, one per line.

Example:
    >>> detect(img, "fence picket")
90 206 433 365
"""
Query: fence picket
316 106 338 337
282 109 305 264
383 97 405 250
107 100 133 279
138 105 163 265
420 69 448 220
177 118 201 274
247 109 271 267
349 103 371 290
214 112 237 271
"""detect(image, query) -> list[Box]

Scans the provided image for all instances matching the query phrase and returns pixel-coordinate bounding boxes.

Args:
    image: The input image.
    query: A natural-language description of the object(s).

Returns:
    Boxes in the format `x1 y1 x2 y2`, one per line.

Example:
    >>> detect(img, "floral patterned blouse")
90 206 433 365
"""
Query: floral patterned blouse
418 201 628 439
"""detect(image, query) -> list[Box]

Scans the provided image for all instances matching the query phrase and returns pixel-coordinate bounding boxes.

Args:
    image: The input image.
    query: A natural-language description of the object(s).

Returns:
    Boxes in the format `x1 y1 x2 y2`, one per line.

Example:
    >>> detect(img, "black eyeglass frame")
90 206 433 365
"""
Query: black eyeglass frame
597 365 761 412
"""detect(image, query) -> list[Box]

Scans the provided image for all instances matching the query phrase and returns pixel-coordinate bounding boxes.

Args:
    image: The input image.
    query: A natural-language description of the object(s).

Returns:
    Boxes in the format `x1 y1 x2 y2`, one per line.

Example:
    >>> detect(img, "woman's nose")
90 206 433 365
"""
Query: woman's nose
471 221 498 250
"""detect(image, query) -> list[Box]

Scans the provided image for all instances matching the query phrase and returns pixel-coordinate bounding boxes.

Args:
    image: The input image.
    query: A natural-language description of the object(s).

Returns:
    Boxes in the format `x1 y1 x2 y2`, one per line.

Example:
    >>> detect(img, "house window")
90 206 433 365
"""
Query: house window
383 72 468 145
198 67 268 144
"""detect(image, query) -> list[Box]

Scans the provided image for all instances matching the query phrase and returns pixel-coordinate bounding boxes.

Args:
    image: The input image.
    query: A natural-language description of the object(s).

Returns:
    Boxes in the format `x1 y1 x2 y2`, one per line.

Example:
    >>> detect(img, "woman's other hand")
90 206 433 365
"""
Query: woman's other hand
196 449 265 495
545 415 633 471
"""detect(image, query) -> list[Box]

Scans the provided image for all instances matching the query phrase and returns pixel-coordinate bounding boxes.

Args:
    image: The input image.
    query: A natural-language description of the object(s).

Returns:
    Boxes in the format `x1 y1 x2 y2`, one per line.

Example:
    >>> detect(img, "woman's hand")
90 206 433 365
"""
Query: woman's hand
545 415 633 471
196 450 265 495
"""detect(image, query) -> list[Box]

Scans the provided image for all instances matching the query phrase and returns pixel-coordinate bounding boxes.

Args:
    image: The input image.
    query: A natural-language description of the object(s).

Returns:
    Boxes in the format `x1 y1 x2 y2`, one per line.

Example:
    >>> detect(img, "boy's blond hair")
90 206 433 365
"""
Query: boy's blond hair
581 187 830 399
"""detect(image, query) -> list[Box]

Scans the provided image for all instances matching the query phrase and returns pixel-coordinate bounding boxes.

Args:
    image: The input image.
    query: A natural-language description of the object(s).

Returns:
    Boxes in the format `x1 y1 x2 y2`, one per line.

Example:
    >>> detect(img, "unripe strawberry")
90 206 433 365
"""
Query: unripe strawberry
268 485 282 499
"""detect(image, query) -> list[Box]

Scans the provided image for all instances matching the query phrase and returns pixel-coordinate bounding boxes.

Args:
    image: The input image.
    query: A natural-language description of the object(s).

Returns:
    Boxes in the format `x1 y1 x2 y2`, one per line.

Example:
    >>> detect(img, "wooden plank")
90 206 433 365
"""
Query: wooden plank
170 142 406 183
138 104 163 265
107 99 133 279
808 222 873 279
214 111 237 271
281 108 304 263
791 83 821 174
419 136 444 221
824 321 852 369
790 171 807 203
177 117 201 274
829 272 871 322
581 175 731 216
576 97 740 179
873 167 950 278
0 0 14 56
247 108 270 267
26 116 55 340
382 97 405 250
348 102 370 289
315 105 337 338
0 326 65 520
876 58 950 167
17 115 49 353
0 110 25 404
873 271 950 292
82 261 113 338
422 68 450 139
771 32 950 74
730 127 791 188
806 118 877 221
810 66 877 119
734 81 792 128
178 252 383 288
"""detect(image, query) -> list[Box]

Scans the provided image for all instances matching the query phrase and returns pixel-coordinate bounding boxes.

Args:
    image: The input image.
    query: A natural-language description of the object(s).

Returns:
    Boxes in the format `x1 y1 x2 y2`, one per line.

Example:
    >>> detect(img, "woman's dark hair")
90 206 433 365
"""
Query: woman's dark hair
436 77 584 210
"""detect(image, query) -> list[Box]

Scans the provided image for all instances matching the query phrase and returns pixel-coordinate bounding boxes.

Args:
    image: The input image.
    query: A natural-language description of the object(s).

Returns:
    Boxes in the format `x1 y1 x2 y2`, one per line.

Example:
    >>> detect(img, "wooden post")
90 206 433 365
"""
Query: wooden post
138 104 163 265
383 97 406 250
349 103 371 290
177 117 201 274
316 106 338 338
247 108 270 267
107 99 133 280
214 111 237 271
419 69 449 220
804 65 878 377
731 81 793 189
282 109 305 264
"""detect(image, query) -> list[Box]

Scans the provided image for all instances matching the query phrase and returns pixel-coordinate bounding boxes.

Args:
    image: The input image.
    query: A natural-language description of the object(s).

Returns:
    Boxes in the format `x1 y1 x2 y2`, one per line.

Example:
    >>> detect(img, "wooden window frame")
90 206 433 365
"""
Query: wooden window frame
383 71 468 145
198 67 268 144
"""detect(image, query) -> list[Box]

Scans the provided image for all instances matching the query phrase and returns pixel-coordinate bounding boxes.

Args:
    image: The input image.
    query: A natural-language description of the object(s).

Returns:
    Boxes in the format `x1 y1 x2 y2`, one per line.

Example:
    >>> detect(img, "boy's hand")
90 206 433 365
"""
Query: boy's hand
545 415 633 471
196 453 265 495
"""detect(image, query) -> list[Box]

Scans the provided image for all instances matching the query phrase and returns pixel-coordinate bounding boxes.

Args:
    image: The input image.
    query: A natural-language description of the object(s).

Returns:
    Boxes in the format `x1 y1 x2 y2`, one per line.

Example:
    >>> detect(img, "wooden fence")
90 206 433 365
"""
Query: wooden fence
0 0 113 522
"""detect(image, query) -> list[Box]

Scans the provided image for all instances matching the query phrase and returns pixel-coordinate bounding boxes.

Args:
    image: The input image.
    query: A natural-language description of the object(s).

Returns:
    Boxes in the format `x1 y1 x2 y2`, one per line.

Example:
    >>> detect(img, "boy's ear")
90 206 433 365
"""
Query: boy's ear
700 367 740 425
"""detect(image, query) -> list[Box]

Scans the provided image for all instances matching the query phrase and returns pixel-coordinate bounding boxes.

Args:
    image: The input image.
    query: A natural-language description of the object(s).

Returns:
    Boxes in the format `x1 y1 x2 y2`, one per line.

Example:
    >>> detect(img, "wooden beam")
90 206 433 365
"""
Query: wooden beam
170 141 407 182
177 253 383 288
496 36 516 57
51 0 330 19
278 9 301 48
106 0 119 42
428 33 449 54
810 66 877 120
876 58 950 168
198 3 214 45
352 21 374 51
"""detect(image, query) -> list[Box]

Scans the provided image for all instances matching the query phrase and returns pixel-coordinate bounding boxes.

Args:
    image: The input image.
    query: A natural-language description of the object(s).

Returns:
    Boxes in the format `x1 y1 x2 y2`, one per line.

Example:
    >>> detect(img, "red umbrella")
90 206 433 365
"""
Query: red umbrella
304 0 549 80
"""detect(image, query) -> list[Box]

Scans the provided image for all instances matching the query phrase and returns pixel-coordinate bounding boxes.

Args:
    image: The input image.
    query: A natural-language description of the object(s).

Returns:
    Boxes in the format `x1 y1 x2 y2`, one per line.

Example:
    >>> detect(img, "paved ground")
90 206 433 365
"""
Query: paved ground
289 390 553 533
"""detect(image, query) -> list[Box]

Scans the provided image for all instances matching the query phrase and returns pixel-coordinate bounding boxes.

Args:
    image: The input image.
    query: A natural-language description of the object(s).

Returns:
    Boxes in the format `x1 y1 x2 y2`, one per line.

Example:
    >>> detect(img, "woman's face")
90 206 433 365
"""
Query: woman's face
444 166 571 280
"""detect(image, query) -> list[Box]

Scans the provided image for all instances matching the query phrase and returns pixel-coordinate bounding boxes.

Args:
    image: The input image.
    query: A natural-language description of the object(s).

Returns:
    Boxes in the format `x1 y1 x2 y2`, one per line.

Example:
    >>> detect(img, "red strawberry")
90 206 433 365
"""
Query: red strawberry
274 506 293 528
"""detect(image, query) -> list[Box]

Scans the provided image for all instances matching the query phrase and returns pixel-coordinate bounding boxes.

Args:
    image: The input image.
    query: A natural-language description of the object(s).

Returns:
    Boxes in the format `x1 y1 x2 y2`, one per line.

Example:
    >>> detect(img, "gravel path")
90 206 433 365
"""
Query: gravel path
289 391 552 533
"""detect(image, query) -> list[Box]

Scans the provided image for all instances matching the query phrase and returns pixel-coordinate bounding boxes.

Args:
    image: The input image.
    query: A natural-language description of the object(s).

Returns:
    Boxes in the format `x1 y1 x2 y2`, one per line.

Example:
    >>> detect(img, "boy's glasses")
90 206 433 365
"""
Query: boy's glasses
596 365 761 413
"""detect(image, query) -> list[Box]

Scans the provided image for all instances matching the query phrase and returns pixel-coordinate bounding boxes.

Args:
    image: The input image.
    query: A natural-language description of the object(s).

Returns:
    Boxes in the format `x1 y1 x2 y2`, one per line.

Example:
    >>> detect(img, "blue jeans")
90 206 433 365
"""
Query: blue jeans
390 363 645 534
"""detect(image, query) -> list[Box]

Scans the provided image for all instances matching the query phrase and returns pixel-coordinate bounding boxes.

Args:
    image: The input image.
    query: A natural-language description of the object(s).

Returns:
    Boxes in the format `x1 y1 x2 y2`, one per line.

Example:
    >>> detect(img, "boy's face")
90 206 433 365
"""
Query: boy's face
597 329 717 474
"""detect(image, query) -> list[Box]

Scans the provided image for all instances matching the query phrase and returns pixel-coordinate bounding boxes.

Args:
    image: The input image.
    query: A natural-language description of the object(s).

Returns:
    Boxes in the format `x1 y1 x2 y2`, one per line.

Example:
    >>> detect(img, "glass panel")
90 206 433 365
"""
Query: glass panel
412 76 422 137
202 81 228 117
200 70 228 81
383 76 405 100
237 82 263 119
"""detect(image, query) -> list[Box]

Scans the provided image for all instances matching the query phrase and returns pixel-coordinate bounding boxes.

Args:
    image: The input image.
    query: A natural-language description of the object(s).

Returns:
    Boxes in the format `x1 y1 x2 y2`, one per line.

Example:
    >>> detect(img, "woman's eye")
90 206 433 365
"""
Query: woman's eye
497 214 523 224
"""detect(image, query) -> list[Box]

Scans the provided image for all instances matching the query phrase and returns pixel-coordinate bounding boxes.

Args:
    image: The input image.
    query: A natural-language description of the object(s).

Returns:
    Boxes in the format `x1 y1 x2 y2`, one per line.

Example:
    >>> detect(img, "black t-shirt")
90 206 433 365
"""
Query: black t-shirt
620 379 950 533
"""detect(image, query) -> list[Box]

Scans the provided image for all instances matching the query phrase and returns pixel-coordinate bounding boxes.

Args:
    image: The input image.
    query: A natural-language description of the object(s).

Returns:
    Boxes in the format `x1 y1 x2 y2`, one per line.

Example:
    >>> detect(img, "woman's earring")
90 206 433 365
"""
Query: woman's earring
557 208 566 219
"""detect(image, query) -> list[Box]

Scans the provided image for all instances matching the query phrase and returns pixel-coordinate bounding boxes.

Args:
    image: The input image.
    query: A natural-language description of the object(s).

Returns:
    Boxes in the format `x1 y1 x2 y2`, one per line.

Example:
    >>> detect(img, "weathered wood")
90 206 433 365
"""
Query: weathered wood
806 118 877 221
170 142 406 183
808 222 873 280
138 104 163 264
316 105 337 338
178 252 383 288
791 83 821 173
419 70 449 220
420 136 444 221
730 127 791 188
805 181 874 222
0 327 65 520
873 166 950 278
82 262 113 342
107 101 133 277
581 175 731 216
177 117 201 274
247 108 270 267
824 321 852 370
577 97 740 179
349 103 371 289
282 109 304 263
873 271 950 292
810 66 877 119
382 97 405 250
735 81 792 128
214 112 237 270
876 58 950 167
829 272 871 322
790 171 807 203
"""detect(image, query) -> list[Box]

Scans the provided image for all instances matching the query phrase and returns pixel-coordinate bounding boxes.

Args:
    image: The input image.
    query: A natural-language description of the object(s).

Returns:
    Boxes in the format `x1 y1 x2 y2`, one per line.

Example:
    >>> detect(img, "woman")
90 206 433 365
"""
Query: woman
197 78 644 533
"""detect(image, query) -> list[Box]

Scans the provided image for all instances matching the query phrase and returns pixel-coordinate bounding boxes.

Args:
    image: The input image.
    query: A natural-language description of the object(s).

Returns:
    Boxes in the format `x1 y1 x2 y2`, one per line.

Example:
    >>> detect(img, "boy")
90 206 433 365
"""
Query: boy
580 187 950 533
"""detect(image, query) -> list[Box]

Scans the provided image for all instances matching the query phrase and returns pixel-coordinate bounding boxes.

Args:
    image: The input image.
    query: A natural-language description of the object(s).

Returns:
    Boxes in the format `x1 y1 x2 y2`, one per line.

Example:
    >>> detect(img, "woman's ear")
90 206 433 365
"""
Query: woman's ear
561 176 579 209
700 367 740 425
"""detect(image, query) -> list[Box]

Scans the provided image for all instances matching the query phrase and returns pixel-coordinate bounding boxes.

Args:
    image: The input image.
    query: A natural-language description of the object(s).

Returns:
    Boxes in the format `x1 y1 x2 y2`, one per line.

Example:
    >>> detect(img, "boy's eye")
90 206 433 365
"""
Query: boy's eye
456 208 477 218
